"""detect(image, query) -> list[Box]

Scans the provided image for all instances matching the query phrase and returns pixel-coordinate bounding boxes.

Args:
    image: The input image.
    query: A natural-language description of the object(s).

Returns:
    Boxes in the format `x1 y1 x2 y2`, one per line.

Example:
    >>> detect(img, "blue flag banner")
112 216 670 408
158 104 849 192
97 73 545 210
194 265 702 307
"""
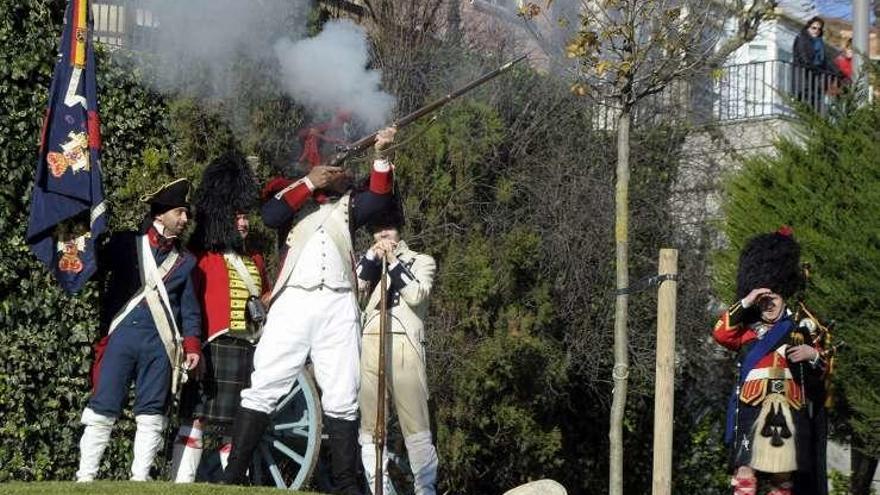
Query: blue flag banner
27 0 107 294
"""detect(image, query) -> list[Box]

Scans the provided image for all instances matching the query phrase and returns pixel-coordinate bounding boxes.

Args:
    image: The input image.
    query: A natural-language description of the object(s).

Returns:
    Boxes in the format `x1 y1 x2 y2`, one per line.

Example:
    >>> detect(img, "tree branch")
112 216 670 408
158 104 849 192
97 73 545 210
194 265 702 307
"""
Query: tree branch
704 0 778 68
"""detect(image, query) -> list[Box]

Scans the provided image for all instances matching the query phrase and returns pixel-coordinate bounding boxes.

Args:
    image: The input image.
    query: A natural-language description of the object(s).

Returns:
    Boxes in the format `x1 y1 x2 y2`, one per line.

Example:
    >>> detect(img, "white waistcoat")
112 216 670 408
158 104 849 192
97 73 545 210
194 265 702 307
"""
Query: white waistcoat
271 193 355 300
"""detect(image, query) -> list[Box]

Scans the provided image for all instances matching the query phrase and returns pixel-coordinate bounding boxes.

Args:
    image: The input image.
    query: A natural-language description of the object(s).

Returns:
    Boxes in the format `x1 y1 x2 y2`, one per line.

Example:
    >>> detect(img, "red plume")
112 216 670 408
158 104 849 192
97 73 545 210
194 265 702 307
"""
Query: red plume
777 225 794 237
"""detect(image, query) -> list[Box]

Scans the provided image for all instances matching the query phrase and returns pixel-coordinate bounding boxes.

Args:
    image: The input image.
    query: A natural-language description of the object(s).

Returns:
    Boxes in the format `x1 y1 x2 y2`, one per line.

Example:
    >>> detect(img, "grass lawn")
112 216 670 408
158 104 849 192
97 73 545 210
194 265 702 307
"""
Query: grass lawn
0 481 322 494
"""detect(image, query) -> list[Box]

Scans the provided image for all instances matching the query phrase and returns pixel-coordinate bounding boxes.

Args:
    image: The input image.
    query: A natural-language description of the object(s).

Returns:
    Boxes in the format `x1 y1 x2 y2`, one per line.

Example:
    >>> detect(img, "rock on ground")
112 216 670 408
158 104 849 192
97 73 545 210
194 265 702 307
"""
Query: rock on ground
502 479 567 495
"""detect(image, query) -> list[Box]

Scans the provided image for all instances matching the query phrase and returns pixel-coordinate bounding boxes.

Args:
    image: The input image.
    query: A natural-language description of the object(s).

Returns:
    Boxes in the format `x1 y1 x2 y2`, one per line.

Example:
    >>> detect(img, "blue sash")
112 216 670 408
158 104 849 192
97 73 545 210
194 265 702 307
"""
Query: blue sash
723 316 794 444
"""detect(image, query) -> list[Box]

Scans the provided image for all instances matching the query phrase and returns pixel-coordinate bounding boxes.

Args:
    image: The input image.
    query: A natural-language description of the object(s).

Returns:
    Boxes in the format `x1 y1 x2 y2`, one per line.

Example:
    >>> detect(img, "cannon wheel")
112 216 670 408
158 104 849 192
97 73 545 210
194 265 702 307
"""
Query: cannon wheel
251 368 323 490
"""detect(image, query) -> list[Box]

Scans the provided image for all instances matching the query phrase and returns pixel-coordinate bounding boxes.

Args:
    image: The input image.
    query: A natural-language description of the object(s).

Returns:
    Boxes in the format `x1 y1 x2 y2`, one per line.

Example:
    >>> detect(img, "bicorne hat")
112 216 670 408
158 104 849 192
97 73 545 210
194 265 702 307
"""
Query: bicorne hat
367 196 405 231
141 178 191 216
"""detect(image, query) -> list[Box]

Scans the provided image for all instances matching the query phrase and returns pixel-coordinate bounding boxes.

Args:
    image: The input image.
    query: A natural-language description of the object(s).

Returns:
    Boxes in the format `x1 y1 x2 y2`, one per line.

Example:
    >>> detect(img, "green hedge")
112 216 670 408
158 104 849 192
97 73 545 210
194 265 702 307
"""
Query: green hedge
0 0 300 480
0 0 177 480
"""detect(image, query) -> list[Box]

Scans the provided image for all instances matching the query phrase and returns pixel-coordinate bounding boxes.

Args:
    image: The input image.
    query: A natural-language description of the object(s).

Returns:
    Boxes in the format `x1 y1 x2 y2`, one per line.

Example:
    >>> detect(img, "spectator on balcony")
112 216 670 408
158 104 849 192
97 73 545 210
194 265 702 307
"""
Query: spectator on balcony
792 17 840 109
833 38 854 83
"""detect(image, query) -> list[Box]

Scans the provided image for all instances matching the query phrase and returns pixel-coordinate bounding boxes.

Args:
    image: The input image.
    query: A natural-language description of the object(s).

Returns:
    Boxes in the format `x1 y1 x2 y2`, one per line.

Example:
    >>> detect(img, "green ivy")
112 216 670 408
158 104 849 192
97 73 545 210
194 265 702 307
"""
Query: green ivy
0 0 303 480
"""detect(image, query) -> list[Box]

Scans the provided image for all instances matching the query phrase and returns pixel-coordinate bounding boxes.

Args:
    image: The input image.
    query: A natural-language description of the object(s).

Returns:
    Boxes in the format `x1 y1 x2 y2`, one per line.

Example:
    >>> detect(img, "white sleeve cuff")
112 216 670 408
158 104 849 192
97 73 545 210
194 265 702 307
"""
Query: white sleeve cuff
302 176 316 192
741 297 751 309
373 158 391 172
366 249 377 261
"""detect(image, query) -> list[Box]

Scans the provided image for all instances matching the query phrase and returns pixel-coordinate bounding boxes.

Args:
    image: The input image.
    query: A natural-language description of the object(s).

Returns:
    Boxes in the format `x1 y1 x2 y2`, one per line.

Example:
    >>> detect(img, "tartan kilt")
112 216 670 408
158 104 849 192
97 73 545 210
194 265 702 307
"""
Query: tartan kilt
180 335 255 434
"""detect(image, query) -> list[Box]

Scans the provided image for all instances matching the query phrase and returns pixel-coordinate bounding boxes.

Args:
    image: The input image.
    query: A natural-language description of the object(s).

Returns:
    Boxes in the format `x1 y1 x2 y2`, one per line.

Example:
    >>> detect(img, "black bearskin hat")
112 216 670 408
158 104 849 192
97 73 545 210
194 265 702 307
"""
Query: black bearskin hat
736 226 803 300
190 151 258 253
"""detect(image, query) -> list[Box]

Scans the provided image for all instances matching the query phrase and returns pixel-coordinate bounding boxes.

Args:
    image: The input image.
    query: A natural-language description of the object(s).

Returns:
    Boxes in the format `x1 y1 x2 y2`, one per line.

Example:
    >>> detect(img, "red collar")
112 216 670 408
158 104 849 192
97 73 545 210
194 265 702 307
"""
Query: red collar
147 226 176 253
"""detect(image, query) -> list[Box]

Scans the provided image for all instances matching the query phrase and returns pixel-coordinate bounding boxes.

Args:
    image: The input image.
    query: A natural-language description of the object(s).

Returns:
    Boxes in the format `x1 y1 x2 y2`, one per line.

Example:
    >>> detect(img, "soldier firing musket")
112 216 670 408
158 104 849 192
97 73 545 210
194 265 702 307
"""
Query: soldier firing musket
259 54 526 253
224 125 399 494
238 56 524 494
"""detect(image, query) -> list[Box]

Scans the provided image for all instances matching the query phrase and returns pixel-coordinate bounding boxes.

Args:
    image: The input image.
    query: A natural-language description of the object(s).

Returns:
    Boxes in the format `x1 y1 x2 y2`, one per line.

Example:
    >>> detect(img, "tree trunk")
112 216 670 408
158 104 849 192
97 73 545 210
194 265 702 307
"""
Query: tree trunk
609 106 631 495
851 434 879 495
446 0 461 42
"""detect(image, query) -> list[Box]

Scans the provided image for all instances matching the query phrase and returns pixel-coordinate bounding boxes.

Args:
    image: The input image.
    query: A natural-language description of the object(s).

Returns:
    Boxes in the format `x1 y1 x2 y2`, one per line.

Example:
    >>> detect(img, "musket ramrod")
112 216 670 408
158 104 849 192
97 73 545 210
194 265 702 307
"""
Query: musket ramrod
330 55 527 166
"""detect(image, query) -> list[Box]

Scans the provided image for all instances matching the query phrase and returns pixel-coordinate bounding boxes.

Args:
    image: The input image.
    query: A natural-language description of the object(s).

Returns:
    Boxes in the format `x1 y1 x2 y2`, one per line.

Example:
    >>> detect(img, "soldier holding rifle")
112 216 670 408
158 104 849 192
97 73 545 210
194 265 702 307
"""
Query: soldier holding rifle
356 204 439 495
224 55 524 493
222 128 398 495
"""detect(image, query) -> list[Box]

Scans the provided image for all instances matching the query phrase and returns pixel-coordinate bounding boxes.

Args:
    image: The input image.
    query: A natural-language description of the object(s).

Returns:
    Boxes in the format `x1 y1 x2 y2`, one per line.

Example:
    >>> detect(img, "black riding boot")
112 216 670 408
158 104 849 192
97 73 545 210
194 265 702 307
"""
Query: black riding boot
325 416 364 495
221 406 270 485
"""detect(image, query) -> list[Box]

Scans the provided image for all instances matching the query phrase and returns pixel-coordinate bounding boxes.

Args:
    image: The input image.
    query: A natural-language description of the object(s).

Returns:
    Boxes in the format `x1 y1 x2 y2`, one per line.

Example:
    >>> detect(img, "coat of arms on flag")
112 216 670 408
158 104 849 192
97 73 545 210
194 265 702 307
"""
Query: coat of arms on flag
27 0 107 294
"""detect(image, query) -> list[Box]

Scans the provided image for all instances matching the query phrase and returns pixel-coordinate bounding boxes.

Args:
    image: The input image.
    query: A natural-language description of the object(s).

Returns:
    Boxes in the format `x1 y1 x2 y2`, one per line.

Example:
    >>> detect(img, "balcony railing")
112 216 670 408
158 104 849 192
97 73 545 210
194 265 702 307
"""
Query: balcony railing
585 59 848 130
89 4 847 128
698 59 846 123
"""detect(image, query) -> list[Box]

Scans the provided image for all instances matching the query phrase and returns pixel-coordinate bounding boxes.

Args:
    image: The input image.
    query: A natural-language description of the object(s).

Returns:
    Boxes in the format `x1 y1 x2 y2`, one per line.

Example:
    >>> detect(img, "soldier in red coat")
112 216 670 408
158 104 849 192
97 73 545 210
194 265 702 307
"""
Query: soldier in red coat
169 152 272 482
715 228 826 495
297 110 352 169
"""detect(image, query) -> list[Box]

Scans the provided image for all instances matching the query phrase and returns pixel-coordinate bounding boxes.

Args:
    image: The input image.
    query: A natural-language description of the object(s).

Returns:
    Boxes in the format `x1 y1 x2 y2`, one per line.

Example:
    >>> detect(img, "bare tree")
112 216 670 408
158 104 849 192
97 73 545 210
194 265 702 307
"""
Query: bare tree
502 1 779 493
337 0 779 490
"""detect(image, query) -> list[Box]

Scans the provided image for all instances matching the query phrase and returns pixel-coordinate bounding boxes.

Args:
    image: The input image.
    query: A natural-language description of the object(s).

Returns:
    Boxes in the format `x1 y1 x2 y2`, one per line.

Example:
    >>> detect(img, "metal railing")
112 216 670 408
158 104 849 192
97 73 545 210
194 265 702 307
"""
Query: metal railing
89 5 847 128
699 59 846 123
585 59 848 130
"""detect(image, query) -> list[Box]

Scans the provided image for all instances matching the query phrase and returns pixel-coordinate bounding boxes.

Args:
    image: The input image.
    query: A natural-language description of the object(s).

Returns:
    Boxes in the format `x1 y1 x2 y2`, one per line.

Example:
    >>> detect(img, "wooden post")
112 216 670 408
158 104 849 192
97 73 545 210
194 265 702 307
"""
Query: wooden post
651 248 678 495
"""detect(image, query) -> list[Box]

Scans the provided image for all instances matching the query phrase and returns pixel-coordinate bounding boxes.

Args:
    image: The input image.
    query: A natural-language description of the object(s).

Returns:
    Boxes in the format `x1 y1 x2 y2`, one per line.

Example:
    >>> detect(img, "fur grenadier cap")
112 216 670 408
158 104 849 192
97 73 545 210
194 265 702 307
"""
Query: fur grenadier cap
190 151 258 253
736 226 803 300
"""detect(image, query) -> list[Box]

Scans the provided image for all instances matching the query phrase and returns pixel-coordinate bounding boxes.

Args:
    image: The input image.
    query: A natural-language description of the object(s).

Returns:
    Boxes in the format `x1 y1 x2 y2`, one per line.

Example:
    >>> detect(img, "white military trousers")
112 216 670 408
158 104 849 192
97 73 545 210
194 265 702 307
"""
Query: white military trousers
240 286 361 420
359 333 430 437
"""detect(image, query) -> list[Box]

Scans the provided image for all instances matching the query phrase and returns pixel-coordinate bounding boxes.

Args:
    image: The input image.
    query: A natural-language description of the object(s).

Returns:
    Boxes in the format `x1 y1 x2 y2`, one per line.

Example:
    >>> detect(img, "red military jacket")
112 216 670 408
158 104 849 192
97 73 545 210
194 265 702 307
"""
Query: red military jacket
193 251 271 342
712 302 820 409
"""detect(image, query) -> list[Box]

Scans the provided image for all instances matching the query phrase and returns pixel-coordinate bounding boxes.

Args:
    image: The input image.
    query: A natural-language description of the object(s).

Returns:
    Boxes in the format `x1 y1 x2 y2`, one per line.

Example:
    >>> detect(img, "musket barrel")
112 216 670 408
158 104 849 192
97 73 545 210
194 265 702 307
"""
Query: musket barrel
334 55 527 160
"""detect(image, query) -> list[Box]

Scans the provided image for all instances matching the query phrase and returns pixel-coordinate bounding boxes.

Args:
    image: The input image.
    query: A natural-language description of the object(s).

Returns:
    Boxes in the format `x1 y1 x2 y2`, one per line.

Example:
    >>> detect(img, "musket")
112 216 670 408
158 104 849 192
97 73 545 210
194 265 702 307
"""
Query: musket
374 257 389 495
329 55 527 166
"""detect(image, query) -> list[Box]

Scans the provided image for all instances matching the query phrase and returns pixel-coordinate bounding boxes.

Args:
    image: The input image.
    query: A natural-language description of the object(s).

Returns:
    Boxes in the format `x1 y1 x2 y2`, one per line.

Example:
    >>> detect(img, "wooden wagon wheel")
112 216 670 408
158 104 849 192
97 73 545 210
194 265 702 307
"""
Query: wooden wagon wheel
250 367 323 490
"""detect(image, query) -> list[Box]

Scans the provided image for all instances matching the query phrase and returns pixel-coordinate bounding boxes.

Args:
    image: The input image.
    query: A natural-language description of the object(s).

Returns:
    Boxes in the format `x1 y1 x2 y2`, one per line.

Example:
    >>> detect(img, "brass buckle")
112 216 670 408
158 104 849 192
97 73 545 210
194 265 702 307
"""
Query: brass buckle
770 379 785 394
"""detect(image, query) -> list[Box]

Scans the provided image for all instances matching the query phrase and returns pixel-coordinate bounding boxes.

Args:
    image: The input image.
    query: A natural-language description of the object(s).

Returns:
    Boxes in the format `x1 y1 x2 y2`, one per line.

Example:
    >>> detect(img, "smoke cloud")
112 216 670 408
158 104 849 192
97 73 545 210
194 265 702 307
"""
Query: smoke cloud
121 3 396 133
130 0 309 98
273 20 396 131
